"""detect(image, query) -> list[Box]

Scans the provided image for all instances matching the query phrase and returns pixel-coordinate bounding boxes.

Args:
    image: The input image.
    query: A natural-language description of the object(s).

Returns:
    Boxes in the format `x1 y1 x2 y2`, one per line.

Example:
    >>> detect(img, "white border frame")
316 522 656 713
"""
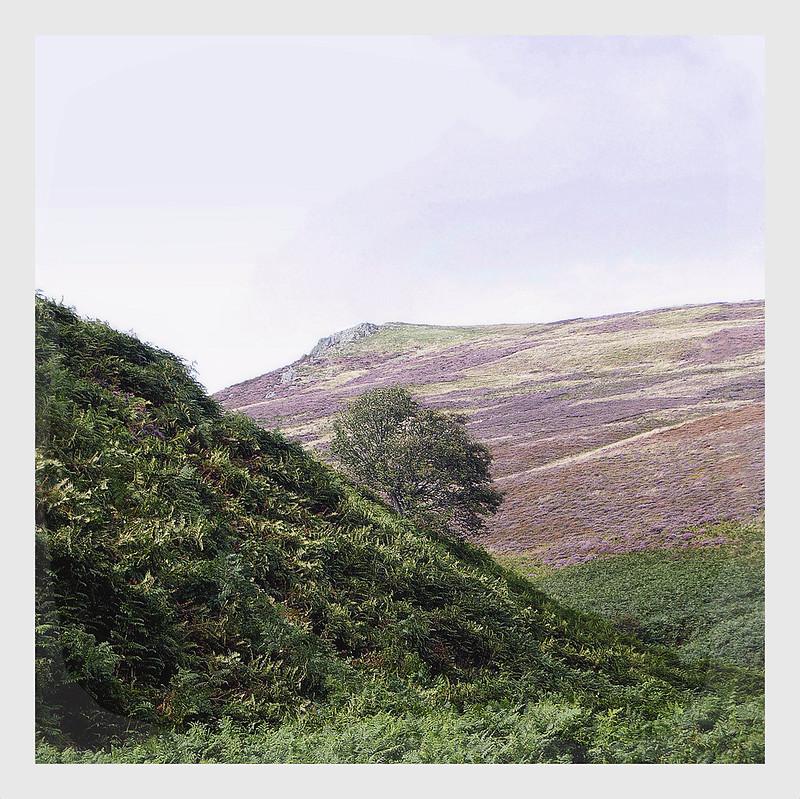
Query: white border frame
3 2 797 796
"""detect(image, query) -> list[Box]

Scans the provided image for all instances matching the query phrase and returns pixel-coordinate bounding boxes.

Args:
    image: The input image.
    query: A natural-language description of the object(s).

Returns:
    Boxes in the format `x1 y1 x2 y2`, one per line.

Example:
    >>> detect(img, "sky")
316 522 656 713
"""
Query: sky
35 35 764 392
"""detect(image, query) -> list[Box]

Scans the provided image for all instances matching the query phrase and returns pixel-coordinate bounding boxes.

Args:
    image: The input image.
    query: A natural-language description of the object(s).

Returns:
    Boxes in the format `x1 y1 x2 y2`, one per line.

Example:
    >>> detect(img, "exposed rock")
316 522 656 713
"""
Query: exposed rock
309 322 381 360
279 366 297 385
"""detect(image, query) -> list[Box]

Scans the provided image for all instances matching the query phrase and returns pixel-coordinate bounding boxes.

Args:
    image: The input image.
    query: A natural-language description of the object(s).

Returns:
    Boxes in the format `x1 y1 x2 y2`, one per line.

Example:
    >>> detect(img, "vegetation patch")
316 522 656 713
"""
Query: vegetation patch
498 518 764 669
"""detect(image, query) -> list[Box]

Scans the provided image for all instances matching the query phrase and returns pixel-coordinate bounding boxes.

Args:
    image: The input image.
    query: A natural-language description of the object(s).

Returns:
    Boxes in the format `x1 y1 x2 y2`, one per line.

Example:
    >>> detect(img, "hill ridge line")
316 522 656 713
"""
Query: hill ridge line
214 299 764 398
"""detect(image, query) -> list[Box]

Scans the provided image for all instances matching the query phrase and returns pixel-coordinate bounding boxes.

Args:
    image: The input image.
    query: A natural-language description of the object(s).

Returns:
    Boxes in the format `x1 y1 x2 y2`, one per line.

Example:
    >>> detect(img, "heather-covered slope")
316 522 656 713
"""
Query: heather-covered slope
216 301 764 565
35 296 762 763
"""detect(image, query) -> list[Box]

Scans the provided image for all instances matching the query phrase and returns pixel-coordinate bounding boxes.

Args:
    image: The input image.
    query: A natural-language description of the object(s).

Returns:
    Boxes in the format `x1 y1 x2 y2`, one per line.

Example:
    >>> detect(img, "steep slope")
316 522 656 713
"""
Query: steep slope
215 301 764 565
35 296 762 763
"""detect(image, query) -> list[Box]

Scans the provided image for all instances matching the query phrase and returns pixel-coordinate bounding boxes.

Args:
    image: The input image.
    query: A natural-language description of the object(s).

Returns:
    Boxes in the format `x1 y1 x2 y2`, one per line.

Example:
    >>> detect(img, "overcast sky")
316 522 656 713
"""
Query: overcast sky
36 36 764 392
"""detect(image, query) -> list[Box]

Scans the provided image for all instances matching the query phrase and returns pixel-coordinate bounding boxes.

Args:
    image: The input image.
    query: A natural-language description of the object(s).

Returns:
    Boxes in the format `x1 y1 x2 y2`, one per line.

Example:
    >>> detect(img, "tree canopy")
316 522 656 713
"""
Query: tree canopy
330 387 502 538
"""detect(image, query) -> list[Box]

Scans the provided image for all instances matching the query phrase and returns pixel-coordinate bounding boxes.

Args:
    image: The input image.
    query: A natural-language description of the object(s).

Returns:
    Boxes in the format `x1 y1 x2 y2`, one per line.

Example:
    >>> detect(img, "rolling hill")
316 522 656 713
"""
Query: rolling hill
215 301 764 565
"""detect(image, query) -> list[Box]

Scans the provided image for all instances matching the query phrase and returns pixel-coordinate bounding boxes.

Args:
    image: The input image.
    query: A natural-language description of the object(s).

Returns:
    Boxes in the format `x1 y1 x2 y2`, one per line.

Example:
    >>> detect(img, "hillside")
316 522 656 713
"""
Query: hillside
215 301 764 565
35 296 762 763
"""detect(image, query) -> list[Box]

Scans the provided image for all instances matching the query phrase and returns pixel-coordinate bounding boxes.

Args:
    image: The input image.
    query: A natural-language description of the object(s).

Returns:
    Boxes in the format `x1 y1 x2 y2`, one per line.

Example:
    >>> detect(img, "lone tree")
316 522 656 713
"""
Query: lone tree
330 386 502 539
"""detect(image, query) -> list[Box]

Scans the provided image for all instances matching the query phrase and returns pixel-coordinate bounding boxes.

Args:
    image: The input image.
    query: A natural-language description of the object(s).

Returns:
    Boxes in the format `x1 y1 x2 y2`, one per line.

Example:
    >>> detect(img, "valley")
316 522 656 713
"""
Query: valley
34 296 765 763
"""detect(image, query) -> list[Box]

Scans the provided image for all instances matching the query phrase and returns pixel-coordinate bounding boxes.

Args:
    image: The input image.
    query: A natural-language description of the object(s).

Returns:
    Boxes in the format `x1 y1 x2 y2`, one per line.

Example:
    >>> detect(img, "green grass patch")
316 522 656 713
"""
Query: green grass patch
349 324 490 354
497 519 764 670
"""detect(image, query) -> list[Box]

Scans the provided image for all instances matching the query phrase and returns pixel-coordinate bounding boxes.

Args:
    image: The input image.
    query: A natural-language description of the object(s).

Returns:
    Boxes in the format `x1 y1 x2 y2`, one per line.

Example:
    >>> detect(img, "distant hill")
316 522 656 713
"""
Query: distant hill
215 301 764 565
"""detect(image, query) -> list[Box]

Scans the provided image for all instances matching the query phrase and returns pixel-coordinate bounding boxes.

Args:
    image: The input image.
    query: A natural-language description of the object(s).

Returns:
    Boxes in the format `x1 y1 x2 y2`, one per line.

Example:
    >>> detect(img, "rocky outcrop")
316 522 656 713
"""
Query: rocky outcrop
309 322 381 360
279 365 297 385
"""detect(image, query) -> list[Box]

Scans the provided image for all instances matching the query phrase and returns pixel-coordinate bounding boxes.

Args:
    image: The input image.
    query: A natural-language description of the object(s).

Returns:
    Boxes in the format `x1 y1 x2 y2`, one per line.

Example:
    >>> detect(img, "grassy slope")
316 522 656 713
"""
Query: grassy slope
35 297 763 763
498 519 764 669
